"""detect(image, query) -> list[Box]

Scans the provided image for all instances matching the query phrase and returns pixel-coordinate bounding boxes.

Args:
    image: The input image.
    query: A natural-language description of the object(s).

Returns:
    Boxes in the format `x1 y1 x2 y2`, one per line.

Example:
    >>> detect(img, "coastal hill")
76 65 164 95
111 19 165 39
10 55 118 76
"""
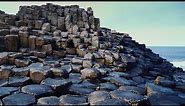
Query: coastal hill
0 3 185 105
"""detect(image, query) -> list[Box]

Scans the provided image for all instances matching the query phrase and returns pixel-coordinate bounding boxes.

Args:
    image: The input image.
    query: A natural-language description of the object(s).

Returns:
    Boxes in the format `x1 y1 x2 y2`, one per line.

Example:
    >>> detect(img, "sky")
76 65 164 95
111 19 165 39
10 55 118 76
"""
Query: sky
0 1 185 46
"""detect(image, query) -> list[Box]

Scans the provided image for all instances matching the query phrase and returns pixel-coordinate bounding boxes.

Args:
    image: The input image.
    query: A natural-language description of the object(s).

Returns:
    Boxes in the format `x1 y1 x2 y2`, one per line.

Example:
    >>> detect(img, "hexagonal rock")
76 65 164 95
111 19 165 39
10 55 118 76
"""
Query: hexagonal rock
59 94 88 105
14 58 31 67
110 77 136 86
80 68 101 79
37 96 60 105
60 65 72 73
0 65 13 79
41 78 72 95
50 67 69 78
88 91 111 105
72 57 83 64
28 35 36 50
67 73 82 84
118 86 146 95
71 64 82 73
98 82 118 91
0 87 19 98
92 98 128 105
8 76 31 87
12 67 29 76
21 84 53 98
0 52 8 65
69 84 95 95
110 90 148 105
29 66 52 83
2 93 36 105
42 23 51 32
8 52 22 64
53 50 66 57
5 35 19 52
145 83 176 96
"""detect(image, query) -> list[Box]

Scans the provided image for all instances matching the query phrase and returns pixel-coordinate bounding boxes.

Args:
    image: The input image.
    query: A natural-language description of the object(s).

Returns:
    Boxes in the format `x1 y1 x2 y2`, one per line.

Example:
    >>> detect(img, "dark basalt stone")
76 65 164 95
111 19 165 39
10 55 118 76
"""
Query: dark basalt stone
21 84 53 98
8 76 31 87
88 91 111 105
92 98 128 105
110 90 148 105
98 82 118 91
119 85 146 95
69 84 95 95
0 87 19 98
41 78 72 95
59 94 88 105
37 96 60 105
2 93 36 105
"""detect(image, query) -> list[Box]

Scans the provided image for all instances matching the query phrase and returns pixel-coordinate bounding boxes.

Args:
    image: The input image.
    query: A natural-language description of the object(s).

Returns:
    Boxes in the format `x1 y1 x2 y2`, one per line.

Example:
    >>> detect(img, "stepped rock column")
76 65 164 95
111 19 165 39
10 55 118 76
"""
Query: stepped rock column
5 35 19 52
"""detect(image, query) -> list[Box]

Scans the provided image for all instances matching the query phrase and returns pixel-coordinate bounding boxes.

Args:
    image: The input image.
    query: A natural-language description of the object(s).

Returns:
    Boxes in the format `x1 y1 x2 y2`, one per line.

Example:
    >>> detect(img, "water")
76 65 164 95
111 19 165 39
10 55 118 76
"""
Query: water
148 46 185 70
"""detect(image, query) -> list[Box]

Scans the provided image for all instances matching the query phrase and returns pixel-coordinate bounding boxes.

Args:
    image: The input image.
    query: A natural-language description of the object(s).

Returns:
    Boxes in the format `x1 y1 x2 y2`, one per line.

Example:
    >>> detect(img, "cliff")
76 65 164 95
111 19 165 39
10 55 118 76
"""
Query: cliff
0 3 184 105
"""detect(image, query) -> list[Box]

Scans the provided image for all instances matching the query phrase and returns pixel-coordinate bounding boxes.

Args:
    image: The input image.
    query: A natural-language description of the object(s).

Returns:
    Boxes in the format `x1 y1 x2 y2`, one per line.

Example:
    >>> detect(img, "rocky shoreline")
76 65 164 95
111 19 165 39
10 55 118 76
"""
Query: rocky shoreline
0 3 185 105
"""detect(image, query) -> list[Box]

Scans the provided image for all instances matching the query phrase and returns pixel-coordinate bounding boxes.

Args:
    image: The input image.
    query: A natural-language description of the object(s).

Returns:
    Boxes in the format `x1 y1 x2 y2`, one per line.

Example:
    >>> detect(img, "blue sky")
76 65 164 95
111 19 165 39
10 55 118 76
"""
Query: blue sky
0 2 184 46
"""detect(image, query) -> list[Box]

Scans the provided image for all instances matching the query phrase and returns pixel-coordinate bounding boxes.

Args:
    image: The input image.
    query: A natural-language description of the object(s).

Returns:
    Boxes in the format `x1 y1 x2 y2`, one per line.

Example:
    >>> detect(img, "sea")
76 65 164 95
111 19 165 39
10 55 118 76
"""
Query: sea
148 46 185 71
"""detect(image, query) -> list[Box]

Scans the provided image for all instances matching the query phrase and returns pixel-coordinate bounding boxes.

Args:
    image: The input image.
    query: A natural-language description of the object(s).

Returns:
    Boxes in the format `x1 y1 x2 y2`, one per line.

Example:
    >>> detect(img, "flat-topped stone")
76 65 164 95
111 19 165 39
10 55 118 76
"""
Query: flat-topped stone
21 84 53 98
59 94 88 105
37 96 60 105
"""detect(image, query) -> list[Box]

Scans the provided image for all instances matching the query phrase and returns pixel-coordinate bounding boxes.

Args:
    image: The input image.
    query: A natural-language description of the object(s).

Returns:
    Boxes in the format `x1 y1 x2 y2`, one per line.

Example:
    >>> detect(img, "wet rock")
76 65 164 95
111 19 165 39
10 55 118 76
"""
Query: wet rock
96 68 111 76
21 84 53 98
0 87 19 98
29 66 51 83
127 67 143 77
59 94 88 105
98 82 118 91
37 96 60 105
5 35 19 52
12 67 29 76
119 86 145 95
110 90 148 105
8 76 30 87
80 68 100 79
88 91 111 105
41 78 72 95
93 98 128 105
2 93 35 105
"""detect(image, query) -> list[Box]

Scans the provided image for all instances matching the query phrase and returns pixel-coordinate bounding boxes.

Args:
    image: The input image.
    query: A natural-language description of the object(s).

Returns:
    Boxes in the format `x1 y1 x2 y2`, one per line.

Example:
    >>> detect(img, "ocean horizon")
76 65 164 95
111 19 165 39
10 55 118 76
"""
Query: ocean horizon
148 46 185 71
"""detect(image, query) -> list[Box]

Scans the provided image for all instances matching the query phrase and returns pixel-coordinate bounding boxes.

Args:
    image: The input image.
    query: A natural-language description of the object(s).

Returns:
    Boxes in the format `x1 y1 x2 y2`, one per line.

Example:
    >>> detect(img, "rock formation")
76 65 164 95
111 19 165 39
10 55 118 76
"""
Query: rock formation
0 3 185 105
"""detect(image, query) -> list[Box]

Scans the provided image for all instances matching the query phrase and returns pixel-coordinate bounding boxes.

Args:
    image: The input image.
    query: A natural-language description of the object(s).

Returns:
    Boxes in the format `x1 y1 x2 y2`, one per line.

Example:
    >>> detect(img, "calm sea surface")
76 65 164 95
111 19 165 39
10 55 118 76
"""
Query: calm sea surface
148 46 185 70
